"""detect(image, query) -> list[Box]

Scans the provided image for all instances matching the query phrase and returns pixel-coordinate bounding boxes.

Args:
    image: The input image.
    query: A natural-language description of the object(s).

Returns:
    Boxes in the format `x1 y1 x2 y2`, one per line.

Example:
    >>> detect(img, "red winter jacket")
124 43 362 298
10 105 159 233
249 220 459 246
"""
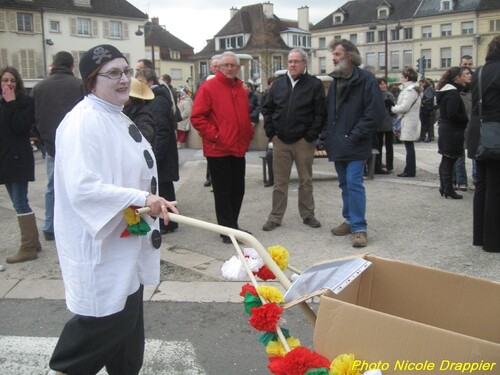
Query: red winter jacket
191 72 254 157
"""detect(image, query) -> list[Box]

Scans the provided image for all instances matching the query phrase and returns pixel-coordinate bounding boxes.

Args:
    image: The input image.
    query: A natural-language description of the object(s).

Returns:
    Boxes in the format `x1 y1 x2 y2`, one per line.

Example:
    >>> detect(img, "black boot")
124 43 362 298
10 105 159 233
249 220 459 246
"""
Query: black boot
440 157 463 199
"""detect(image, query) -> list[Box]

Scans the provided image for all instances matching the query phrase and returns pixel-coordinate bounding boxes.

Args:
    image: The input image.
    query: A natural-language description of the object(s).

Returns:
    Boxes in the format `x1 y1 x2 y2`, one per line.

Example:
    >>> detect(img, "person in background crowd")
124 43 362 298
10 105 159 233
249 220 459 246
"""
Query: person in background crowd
453 55 475 191
391 68 422 177
176 87 193 148
136 68 179 235
467 36 500 253
325 40 384 248
0 66 41 264
261 48 325 232
418 78 436 143
191 51 254 244
244 81 261 127
435 66 471 199
261 76 276 187
46 44 178 375
123 77 156 146
31 51 84 242
197 55 221 188
375 77 395 174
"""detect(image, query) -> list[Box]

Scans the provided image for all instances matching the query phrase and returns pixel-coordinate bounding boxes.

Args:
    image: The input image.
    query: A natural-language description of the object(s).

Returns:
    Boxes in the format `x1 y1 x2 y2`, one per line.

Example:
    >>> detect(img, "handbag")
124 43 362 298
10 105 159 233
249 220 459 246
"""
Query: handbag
475 66 500 160
392 116 402 137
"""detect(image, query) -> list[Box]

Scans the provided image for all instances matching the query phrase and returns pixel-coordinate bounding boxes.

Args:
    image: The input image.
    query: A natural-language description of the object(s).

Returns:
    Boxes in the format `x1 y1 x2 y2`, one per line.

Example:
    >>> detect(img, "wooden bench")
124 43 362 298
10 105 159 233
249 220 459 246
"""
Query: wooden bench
259 148 380 185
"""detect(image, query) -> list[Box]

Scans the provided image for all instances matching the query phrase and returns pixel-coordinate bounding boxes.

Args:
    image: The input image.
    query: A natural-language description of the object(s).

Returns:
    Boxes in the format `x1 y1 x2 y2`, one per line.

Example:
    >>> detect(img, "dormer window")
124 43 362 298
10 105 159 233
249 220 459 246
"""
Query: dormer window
217 34 244 50
378 9 388 19
332 12 344 24
441 0 452 11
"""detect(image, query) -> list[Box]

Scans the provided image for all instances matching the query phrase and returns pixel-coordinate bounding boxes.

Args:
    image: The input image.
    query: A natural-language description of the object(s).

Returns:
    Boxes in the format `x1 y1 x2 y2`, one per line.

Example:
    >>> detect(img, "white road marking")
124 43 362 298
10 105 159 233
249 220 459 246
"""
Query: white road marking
0 336 208 375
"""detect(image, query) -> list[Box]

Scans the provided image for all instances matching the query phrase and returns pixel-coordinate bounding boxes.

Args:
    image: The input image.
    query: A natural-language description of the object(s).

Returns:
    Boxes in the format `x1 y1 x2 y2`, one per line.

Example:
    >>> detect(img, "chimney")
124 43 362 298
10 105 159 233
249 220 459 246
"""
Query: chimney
152 17 159 26
230 6 238 19
262 2 274 19
298 6 309 31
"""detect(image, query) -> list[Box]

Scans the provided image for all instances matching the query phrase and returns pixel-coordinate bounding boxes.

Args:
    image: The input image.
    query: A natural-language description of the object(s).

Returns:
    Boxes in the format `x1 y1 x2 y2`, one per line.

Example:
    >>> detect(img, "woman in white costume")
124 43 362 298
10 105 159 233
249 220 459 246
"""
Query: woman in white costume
47 44 177 375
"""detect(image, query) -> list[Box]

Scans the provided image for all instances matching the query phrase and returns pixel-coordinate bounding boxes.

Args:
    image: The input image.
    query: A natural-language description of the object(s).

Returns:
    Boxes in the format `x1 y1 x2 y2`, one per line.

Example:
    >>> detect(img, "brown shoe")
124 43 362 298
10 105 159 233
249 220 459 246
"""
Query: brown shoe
351 232 368 248
303 216 321 228
331 222 351 236
262 221 280 231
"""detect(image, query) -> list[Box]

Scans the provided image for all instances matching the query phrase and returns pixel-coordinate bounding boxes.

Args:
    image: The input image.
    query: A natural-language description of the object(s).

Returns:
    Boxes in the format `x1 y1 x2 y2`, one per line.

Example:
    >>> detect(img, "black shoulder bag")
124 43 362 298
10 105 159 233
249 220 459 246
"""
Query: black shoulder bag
475 66 500 160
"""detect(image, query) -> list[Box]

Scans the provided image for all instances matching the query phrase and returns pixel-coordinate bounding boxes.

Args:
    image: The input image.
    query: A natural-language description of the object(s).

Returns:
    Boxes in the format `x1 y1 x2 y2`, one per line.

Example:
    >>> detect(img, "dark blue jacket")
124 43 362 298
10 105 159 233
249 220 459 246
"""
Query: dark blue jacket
263 72 325 144
324 67 384 161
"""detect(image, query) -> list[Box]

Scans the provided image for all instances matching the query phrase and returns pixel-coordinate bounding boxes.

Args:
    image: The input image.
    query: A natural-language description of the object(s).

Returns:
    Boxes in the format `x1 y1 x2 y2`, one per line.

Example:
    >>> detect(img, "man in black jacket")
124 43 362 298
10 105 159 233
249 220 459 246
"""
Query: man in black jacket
262 48 325 231
31 51 84 241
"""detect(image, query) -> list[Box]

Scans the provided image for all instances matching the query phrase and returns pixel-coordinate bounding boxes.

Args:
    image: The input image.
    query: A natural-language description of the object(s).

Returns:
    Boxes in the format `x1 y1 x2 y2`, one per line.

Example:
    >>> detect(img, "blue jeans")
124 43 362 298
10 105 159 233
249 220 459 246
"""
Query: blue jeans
4 182 32 214
334 160 367 233
43 156 55 234
452 153 467 186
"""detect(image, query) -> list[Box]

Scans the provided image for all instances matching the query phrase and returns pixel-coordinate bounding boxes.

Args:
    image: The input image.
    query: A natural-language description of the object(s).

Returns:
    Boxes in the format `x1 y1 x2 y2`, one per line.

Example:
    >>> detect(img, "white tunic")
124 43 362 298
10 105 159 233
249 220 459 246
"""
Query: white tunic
54 95 160 317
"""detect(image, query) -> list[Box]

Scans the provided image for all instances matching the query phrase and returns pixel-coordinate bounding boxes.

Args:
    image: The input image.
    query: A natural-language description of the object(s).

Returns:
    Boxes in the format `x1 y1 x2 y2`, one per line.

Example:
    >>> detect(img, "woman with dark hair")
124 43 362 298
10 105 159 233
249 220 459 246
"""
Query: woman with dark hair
0 66 41 264
376 77 395 173
391 67 422 177
123 77 156 146
419 78 437 142
467 35 500 252
435 66 471 199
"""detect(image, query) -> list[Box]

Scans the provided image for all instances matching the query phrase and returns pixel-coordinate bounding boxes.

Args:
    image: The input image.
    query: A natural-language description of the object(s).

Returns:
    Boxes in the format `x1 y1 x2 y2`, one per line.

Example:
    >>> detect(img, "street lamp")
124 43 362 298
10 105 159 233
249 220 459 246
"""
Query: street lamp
135 21 165 70
369 19 403 82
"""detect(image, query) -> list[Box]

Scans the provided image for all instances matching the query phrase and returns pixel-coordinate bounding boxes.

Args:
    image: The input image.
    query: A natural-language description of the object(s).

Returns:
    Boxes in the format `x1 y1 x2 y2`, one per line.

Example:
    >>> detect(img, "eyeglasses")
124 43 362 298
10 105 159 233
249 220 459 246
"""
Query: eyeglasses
1 78 16 84
97 68 134 80
220 63 239 69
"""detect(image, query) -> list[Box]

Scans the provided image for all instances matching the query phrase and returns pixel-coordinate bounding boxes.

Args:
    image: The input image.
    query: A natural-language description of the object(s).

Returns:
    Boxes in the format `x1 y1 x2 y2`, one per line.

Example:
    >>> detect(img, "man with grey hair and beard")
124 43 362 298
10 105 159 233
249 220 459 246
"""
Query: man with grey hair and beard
324 39 384 247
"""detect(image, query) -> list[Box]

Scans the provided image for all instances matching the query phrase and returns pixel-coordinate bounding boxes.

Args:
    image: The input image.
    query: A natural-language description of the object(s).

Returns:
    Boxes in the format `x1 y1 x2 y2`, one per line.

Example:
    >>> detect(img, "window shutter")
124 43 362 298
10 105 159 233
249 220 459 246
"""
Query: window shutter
92 19 98 37
0 48 8 67
124 22 129 39
28 49 36 78
103 20 109 38
34 14 42 33
70 17 76 35
0 12 7 31
72 50 81 77
9 12 16 32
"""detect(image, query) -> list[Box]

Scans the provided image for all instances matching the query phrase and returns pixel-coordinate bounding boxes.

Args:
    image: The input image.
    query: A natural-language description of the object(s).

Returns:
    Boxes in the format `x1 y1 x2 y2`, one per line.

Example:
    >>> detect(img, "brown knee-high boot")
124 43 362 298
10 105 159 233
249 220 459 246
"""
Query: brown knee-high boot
6 213 41 264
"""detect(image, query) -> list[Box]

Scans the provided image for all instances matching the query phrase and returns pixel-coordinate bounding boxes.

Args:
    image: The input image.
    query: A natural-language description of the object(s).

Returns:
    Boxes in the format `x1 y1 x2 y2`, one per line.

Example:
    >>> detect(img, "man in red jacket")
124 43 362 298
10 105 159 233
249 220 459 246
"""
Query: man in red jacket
191 51 254 243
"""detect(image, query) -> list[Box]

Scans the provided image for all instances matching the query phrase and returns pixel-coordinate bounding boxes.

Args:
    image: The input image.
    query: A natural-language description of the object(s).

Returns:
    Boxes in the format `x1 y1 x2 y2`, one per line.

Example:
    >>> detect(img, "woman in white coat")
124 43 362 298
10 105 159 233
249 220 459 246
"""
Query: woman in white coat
47 44 177 375
392 67 422 177
176 88 193 148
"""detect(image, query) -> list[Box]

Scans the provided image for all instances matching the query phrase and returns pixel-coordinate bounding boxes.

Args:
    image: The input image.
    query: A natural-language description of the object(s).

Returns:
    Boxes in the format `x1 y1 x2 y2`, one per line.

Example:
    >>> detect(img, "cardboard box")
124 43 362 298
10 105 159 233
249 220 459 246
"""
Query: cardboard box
313 255 500 374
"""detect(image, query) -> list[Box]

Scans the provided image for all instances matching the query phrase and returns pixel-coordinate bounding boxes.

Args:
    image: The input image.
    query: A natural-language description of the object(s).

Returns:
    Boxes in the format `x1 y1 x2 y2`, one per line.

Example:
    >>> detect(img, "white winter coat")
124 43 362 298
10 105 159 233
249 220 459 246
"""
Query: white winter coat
392 81 422 141
54 95 160 317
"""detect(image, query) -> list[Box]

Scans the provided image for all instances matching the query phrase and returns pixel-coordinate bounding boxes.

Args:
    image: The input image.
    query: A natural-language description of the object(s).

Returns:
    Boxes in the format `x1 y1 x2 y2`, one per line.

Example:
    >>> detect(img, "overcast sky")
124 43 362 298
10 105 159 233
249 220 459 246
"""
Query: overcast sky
126 0 345 52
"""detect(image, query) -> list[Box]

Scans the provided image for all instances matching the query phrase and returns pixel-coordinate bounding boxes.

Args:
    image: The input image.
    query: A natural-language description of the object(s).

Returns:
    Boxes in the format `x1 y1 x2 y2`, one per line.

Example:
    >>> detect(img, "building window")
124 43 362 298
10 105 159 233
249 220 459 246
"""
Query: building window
319 57 326 74
17 13 33 32
461 21 474 35
334 15 342 24
403 50 412 68
422 26 432 38
441 24 452 37
219 35 244 50
109 21 122 38
350 33 357 44
272 55 282 73
391 51 399 70
441 47 451 68
441 0 451 10
378 9 388 19
403 27 413 40
50 20 60 33
199 61 208 79
461 46 473 60
77 18 91 36
334 35 341 42
490 19 500 32
378 52 386 71
366 31 375 43
421 49 431 69
251 58 260 79
365 52 375 68
319 37 326 48
378 30 386 43
170 68 182 80
170 50 180 60
391 28 400 41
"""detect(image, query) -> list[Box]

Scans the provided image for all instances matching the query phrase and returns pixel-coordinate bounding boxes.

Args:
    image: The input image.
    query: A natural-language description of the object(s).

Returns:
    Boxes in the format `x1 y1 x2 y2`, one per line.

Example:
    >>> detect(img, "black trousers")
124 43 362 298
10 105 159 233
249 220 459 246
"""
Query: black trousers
376 131 394 171
473 159 500 252
207 156 246 229
49 285 145 375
